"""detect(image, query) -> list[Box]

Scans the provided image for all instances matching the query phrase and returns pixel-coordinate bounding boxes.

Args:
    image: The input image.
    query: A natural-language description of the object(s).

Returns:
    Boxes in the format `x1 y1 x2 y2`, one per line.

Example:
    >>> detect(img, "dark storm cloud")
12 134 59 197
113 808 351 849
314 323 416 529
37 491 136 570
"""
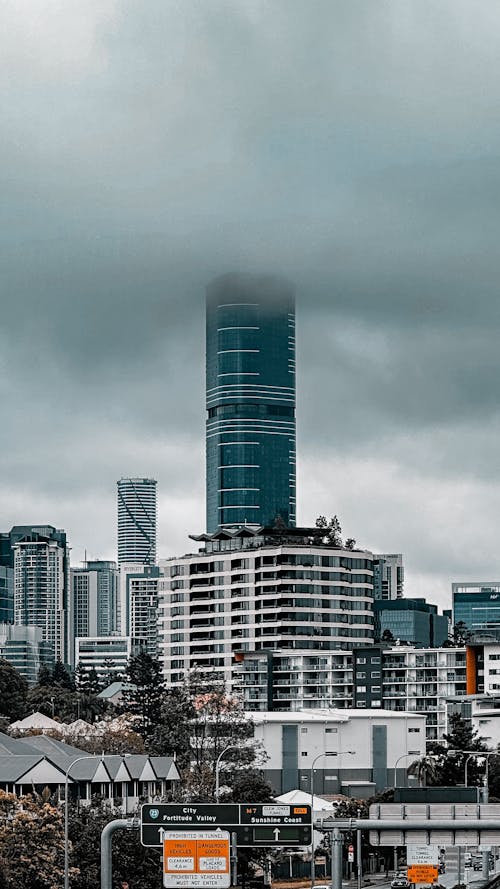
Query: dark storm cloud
2 0 500 603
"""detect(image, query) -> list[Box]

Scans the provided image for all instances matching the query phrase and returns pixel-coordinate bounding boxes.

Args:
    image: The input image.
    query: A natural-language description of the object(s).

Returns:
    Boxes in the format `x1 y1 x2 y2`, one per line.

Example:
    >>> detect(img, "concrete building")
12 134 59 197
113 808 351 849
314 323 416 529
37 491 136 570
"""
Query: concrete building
70 560 119 665
158 526 375 689
75 636 146 682
353 645 467 743
452 582 500 634
374 598 449 647
117 477 157 565
372 554 404 600
119 564 159 657
206 273 296 532
12 526 70 664
249 709 426 796
0 623 54 685
236 643 467 745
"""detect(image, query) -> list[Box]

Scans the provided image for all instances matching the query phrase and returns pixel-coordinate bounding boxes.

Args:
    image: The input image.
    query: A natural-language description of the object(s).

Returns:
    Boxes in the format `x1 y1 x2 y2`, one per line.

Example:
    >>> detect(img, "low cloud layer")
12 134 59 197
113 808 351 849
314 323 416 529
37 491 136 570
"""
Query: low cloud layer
2 0 500 611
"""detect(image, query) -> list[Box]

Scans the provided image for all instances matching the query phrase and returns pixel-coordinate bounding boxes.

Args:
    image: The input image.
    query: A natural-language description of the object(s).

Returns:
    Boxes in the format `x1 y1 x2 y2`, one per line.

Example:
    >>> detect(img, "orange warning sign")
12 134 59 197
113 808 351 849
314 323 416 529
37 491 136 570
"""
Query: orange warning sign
163 837 197 874
163 831 231 888
407 865 439 884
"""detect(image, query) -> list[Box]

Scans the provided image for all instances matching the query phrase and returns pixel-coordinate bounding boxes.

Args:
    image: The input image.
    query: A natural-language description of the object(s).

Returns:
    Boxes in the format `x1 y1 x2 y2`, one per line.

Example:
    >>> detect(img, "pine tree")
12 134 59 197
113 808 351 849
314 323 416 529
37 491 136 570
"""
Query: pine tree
121 651 165 738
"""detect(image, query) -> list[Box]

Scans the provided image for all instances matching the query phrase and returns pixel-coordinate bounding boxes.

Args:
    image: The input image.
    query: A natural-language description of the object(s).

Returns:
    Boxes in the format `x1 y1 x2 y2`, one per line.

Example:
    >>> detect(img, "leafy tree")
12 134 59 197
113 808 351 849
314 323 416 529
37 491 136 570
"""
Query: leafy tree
442 621 469 647
430 714 488 786
381 628 396 643
68 806 160 889
182 671 261 801
61 727 145 755
26 684 75 722
226 769 274 802
148 686 195 767
345 537 356 550
0 659 28 721
0 790 69 889
121 651 165 738
315 515 343 546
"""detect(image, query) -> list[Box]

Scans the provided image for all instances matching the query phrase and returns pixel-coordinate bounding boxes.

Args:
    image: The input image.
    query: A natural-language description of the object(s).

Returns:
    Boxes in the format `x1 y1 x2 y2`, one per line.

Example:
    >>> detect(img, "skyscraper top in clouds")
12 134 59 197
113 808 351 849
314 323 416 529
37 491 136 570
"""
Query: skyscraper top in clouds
117 477 157 564
206 272 296 533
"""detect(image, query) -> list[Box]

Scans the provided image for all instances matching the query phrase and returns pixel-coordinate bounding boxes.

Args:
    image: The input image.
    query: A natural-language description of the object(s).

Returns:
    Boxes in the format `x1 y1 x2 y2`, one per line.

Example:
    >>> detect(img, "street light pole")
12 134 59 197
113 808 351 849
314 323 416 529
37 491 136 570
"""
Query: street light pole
310 752 337 888
393 752 412 790
215 745 238 803
64 754 103 889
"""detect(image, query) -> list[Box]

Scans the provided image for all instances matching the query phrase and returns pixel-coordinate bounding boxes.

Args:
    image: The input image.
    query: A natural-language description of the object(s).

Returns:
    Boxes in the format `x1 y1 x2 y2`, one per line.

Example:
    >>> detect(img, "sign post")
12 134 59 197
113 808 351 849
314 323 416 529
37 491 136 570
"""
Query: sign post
407 845 439 887
162 830 231 889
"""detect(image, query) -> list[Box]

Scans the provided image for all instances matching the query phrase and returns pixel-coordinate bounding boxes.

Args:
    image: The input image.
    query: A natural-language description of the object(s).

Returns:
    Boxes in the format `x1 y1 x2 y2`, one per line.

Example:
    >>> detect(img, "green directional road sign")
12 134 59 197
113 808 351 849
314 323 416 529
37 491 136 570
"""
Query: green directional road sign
141 804 312 848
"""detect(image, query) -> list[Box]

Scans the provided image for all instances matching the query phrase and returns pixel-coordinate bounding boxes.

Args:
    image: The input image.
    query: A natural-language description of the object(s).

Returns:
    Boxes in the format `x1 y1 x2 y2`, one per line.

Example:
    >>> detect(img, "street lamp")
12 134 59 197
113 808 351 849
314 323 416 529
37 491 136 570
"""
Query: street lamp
215 745 239 802
64 754 104 889
393 752 415 789
448 749 498 792
310 750 355 887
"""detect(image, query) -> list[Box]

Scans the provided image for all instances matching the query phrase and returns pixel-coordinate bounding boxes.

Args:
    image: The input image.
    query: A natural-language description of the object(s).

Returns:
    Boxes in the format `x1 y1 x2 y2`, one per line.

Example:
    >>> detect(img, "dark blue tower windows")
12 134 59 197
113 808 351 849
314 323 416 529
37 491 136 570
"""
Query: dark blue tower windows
206 273 296 533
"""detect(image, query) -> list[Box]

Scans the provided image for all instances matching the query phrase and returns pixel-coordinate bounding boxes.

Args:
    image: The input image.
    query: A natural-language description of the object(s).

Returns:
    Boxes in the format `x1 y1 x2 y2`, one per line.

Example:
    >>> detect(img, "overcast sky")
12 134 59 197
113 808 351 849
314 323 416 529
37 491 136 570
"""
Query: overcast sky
2 0 500 611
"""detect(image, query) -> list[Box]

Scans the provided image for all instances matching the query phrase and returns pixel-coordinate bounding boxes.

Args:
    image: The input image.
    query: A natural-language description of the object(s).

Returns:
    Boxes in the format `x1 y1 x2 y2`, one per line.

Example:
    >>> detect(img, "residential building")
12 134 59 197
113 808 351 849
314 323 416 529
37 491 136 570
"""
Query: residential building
158 525 374 689
374 598 449 647
117 477 157 565
372 554 404 600
124 565 160 657
75 636 146 683
70 560 119 664
249 709 426 796
12 526 70 664
0 566 13 623
452 582 500 634
206 273 296 533
236 641 467 745
0 732 179 812
0 623 54 685
353 645 467 743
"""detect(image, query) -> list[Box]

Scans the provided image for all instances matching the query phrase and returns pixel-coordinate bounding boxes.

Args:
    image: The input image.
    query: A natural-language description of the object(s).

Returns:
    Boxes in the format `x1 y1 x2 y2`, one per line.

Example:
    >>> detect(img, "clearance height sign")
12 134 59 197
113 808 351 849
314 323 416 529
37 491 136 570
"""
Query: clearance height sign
163 831 231 889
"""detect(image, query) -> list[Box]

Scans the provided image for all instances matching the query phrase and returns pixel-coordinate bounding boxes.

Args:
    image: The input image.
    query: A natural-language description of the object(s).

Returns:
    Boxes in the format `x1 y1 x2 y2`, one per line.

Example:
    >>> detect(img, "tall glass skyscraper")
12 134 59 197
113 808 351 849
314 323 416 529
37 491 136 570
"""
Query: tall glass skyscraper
206 273 296 532
117 477 157 564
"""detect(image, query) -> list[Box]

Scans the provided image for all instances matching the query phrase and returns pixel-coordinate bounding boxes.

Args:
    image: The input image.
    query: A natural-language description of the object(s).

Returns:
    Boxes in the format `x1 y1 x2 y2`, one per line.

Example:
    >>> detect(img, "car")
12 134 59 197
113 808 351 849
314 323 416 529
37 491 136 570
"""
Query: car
391 876 410 889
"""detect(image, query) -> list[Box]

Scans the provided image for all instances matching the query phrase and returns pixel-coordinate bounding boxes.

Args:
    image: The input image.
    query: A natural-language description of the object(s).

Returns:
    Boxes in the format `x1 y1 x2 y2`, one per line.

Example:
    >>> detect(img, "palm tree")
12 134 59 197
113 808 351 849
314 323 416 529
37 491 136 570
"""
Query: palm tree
407 756 439 788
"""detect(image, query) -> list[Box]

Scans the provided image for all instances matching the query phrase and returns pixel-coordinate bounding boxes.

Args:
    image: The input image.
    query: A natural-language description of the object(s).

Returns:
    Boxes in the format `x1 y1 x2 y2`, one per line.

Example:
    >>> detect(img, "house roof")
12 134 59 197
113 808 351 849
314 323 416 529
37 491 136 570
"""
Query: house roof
10 712 61 731
0 731 180 785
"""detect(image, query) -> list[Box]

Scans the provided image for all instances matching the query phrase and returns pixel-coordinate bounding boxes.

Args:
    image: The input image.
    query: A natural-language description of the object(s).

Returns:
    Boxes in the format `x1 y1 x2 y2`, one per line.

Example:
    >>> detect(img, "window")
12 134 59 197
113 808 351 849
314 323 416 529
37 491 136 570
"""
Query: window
356 701 366 708
325 728 338 734
301 751 308 757
357 658 366 664
357 686 366 693
372 685 380 692
301 727 308 734
372 671 380 678
409 727 420 733
371 657 380 664
357 672 366 679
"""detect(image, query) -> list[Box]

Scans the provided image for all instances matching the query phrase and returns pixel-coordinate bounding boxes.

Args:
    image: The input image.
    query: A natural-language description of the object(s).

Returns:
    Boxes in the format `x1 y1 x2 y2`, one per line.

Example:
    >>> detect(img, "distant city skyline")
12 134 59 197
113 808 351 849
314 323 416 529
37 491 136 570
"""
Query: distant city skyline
2 2 500 614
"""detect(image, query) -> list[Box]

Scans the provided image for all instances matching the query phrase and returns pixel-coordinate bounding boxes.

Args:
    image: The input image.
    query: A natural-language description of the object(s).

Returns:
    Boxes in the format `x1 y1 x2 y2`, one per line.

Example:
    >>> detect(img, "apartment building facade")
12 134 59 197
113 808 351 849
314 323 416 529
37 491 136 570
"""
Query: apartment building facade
158 526 375 688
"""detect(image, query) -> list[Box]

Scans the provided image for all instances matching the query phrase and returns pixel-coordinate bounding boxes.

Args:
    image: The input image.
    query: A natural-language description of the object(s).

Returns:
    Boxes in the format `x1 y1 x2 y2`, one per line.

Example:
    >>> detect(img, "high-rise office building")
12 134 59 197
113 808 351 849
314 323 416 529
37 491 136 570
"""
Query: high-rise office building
372 553 404 600
119 563 159 657
206 273 296 533
374 598 449 647
12 526 70 664
70 560 119 666
117 477 157 564
452 582 500 635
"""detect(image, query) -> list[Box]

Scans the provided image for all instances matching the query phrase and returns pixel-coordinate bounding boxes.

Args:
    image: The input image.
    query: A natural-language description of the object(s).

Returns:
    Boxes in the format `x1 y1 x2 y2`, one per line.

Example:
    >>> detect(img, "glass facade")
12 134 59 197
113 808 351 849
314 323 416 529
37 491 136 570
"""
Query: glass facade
453 587 500 633
206 273 296 532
